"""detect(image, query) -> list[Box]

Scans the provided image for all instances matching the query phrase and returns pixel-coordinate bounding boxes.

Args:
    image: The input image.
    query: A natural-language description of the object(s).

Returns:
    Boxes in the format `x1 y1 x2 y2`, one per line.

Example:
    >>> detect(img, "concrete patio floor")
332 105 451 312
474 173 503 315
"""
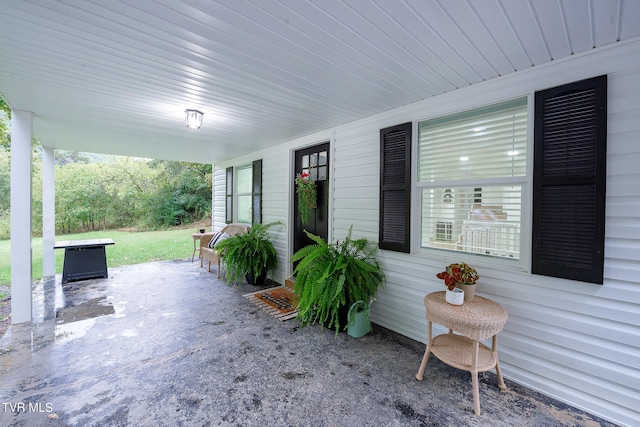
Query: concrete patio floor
0 259 617 427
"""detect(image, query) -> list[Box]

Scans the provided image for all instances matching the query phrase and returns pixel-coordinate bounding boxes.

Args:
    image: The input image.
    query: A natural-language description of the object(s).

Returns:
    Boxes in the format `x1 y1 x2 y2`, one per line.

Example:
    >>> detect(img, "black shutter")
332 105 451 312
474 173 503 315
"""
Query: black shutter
533 75 607 283
225 167 233 224
252 159 262 225
379 122 412 252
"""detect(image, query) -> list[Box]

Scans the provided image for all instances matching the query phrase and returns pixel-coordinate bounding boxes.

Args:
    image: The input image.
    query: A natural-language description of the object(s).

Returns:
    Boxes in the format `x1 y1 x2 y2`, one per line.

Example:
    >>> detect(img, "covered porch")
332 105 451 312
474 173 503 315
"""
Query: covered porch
0 259 613 426
3 2 640 425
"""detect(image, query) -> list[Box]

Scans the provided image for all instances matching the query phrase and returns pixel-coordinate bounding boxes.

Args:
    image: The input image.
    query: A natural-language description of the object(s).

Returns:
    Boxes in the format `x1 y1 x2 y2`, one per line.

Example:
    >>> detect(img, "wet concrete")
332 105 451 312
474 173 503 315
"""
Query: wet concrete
0 259 618 426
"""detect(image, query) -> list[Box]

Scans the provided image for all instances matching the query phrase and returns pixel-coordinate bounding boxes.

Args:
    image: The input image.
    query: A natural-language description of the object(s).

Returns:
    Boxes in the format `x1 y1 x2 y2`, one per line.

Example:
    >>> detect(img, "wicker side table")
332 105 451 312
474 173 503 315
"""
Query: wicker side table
415 291 508 415
192 233 204 262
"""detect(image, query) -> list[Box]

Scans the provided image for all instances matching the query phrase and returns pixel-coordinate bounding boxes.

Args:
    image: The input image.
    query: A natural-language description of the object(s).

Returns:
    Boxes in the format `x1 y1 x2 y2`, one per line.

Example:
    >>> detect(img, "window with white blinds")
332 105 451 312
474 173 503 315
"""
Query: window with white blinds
235 164 252 224
418 97 528 260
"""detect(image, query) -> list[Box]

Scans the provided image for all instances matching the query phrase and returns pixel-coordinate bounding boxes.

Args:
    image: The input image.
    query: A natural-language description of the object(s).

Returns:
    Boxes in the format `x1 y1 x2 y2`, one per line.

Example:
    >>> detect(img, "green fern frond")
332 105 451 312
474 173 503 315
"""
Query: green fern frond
216 221 284 284
291 225 384 335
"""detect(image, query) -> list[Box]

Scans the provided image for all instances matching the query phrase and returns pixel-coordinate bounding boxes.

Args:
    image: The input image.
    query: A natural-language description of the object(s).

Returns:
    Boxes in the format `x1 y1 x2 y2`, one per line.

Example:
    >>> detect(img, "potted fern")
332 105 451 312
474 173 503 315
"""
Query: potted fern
216 221 284 285
290 226 385 335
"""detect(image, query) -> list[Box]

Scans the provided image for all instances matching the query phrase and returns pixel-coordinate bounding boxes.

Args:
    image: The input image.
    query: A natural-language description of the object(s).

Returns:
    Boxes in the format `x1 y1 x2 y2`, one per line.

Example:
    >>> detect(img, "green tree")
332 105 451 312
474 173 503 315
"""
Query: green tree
102 157 158 227
0 151 9 214
55 163 112 232
145 160 212 227
0 151 9 239
31 158 43 236
52 156 211 233
0 99 9 151
55 150 92 166
1 98 11 237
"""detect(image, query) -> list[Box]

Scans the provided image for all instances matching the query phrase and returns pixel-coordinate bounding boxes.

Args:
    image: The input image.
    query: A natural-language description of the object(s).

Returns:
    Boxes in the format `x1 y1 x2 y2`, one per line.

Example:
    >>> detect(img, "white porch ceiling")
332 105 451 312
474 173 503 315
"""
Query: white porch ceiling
1 0 639 164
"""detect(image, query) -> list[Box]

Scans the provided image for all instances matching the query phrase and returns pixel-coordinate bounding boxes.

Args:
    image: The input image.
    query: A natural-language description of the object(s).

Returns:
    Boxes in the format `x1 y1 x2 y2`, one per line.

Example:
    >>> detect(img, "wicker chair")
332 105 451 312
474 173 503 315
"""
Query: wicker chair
199 223 250 278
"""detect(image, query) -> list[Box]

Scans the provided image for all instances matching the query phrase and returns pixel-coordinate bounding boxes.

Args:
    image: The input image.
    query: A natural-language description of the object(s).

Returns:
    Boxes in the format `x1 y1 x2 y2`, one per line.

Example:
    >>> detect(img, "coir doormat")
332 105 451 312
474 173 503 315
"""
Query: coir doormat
243 286 298 321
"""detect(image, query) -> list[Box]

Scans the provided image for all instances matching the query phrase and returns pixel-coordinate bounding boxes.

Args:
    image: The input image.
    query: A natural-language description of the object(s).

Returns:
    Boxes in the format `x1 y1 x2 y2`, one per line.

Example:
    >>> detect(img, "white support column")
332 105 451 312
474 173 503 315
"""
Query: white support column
10 110 33 324
42 146 55 277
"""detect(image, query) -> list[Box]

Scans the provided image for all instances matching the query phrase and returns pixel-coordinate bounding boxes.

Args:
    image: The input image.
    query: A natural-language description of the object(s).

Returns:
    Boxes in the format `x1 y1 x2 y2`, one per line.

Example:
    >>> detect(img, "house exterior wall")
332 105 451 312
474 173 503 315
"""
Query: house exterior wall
213 39 640 426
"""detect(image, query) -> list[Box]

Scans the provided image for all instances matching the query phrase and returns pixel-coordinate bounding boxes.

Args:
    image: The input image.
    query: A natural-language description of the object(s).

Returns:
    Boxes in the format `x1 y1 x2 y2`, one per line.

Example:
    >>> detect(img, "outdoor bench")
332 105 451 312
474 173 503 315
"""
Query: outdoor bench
200 223 250 278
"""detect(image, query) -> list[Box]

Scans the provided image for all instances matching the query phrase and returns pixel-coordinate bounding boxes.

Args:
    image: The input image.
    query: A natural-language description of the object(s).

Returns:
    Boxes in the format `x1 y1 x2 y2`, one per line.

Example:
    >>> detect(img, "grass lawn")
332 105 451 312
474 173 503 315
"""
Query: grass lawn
0 227 203 287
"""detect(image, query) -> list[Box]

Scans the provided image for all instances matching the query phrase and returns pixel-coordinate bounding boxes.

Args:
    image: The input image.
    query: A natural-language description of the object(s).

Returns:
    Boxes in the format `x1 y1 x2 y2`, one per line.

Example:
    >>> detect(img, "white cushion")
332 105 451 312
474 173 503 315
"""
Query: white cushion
208 232 230 248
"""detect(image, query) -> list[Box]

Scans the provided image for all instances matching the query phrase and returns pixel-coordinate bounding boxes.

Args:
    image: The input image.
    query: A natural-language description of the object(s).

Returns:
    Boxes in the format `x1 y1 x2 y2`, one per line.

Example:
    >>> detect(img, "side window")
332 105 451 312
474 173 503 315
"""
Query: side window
532 75 607 284
235 164 252 224
252 159 262 225
225 167 233 224
225 160 263 225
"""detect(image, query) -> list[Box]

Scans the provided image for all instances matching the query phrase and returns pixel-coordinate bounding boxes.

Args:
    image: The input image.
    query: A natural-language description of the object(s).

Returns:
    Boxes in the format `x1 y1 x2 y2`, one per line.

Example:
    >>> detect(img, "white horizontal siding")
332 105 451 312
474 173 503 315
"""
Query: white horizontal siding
214 130 335 284
332 126 381 242
213 40 640 426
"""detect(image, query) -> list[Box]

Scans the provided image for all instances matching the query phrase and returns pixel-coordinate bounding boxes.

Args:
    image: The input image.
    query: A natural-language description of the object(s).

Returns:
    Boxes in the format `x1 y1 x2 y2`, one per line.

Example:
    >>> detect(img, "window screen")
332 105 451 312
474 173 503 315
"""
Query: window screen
235 164 252 224
418 98 527 260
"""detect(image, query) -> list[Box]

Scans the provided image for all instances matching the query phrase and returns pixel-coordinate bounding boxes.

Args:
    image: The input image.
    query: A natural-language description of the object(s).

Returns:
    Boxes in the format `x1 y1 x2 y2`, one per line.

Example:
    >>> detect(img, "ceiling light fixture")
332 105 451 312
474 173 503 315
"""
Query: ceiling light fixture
185 109 204 129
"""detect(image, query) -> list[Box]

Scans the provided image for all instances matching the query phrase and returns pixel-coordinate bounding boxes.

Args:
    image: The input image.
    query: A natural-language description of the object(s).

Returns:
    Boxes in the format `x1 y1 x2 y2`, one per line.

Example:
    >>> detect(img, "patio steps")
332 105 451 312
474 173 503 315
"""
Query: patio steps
285 276 295 290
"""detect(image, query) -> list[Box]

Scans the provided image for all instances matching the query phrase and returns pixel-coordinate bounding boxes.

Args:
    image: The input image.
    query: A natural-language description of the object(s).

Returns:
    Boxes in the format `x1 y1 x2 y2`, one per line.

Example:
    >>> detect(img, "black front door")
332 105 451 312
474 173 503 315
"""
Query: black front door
293 142 330 257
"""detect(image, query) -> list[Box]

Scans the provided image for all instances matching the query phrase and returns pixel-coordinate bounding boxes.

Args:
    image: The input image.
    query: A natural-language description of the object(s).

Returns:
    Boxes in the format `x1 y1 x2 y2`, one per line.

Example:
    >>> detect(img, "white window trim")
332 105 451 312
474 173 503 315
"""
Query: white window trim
234 163 252 224
410 94 535 274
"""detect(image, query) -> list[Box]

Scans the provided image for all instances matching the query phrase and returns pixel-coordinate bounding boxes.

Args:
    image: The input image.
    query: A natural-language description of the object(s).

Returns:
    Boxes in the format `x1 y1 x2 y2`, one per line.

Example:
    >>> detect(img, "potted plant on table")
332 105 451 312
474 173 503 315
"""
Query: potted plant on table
290 226 385 335
215 221 284 285
437 262 479 303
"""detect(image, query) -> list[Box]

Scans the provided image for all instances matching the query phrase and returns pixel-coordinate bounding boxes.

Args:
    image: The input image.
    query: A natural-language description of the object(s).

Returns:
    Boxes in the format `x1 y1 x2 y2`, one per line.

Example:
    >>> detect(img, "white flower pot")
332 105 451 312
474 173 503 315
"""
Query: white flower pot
445 288 465 305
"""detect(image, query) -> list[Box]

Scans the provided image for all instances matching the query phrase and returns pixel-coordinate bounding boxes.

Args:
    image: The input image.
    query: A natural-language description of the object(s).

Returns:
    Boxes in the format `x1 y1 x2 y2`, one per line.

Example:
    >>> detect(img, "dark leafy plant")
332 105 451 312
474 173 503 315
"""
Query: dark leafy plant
291 226 384 335
436 262 479 290
216 221 284 285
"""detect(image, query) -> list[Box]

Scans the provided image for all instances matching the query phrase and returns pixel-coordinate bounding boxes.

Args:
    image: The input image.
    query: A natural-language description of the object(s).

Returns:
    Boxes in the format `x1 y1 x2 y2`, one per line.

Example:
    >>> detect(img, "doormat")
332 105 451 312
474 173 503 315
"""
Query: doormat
243 286 298 321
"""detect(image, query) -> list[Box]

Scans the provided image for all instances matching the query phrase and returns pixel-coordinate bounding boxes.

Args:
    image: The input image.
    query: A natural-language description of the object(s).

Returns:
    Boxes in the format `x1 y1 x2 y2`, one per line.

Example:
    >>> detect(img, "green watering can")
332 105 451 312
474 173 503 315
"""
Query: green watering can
347 299 375 338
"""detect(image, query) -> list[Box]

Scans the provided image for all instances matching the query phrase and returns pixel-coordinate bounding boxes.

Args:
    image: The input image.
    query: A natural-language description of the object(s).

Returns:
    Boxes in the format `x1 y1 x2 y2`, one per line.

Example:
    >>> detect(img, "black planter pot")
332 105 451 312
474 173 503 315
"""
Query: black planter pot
337 303 349 331
246 270 267 285
321 303 350 332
